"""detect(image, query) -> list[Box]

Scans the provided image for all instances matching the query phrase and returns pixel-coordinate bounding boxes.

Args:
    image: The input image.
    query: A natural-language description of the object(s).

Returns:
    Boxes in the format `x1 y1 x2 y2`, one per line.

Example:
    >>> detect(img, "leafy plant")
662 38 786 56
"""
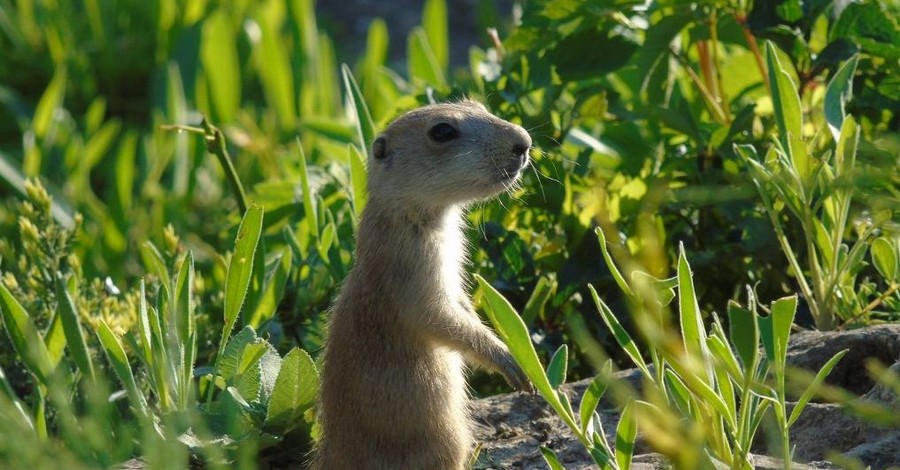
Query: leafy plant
737 46 900 330
477 274 637 470
591 227 846 469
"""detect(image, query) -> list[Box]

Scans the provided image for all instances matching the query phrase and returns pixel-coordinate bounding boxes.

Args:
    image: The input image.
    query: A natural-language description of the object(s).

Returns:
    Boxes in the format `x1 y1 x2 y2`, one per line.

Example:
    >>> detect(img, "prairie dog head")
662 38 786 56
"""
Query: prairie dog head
367 100 532 209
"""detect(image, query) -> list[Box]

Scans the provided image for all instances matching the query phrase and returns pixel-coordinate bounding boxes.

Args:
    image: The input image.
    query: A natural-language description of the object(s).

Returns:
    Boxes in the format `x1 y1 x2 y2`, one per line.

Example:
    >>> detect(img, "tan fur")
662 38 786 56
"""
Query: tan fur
311 101 533 470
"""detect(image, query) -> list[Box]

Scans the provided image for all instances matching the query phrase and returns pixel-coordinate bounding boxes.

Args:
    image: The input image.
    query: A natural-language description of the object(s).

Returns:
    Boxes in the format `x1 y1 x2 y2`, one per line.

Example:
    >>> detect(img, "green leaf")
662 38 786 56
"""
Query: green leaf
589 285 650 377
97 320 147 416
266 348 319 431
55 277 95 381
422 0 448 71
137 280 153 366
871 237 898 282
824 55 858 141
788 349 847 426
579 374 608 435
140 241 171 290
0 283 53 384
539 446 566 470
770 295 797 371
254 0 296 127
43 309 65 369
341 64 376 152
222 205 264 345
677 246 707 359
546 344 568 389
522 276 556 325
201 11 240 122
766 41 808 182
348 144 368 217
33 68 67 140
295 139 318 240
407 27 446 87
218 326 260 382
727 301 759 371
248 248 293 328
595 227 634 299
615 402 636 470
475 274 578 430
174 252 195 347
835 115 859 178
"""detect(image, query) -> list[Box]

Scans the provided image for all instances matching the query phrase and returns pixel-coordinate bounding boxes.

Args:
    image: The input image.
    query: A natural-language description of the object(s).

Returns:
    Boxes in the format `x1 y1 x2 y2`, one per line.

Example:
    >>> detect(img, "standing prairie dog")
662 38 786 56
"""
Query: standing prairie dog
312 100 533 469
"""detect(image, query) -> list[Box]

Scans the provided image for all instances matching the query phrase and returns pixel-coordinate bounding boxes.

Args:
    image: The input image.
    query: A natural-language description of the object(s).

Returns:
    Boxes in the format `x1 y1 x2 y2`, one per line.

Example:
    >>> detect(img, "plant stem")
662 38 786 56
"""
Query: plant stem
709 10 731 123
839 283 900 328
735 12 770 96
670 47 729 123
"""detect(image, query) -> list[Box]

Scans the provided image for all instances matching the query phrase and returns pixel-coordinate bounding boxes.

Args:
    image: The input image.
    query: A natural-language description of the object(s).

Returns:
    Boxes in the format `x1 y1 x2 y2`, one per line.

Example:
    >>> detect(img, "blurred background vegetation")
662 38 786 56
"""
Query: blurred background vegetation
0 0 897 468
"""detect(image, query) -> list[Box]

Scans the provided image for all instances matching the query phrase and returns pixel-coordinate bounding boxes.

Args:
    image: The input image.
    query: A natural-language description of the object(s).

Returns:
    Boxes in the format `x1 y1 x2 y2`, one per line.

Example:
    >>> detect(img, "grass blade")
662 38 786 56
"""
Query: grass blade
590 284 650 377
97 320 147 417
341 64 376 152
201 10 240 122
55 276 95 381
348 144 368 218
788 349 847 426
0 283 53 384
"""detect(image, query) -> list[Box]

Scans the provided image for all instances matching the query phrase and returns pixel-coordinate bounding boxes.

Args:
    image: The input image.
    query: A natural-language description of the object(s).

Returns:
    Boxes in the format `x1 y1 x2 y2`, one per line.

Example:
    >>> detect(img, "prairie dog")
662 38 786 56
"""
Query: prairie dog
312 100 533 469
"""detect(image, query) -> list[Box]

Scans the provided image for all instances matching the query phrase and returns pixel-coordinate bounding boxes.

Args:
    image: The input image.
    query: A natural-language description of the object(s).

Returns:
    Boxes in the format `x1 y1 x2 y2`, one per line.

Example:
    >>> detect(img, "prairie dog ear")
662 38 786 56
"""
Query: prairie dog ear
372 136 387 160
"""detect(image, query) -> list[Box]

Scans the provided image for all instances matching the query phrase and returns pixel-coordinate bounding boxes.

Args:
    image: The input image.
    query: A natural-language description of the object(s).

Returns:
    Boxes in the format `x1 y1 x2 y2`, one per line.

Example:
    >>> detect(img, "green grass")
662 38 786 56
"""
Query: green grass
0 0 898 468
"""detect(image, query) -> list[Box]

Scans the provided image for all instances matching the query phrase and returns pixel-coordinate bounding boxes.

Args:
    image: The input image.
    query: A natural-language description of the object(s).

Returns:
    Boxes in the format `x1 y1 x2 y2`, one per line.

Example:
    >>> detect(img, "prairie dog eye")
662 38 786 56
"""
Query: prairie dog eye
428 123 459 143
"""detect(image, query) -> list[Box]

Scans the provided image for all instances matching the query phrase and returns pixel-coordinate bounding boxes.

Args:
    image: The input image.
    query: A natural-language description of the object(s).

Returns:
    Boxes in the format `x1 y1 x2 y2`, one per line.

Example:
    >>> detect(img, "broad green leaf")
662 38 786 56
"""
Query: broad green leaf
295 139 318 239
348 144 368 217
97 320 147 416
0 283 53 384
589 285 650 377
422 0 448 71
266 347 319 431
540 446 566 470
547 345 568 389
248 249 293 328
871 237 898 282
475 274 577 430
579 374 608 435
727 301 759 370
55 277 95 381
824 55 859 141
616 402 637 470
788 350 847 426
234 342 265 403
595 227 634 299
201 11 240 122
218 327 260 382
341 64 376 152
222 205 264 345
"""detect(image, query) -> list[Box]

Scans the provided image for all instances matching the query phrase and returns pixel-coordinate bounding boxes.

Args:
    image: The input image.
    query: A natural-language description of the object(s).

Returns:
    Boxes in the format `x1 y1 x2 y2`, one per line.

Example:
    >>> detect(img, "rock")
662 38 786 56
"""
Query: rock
472 324 900 469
